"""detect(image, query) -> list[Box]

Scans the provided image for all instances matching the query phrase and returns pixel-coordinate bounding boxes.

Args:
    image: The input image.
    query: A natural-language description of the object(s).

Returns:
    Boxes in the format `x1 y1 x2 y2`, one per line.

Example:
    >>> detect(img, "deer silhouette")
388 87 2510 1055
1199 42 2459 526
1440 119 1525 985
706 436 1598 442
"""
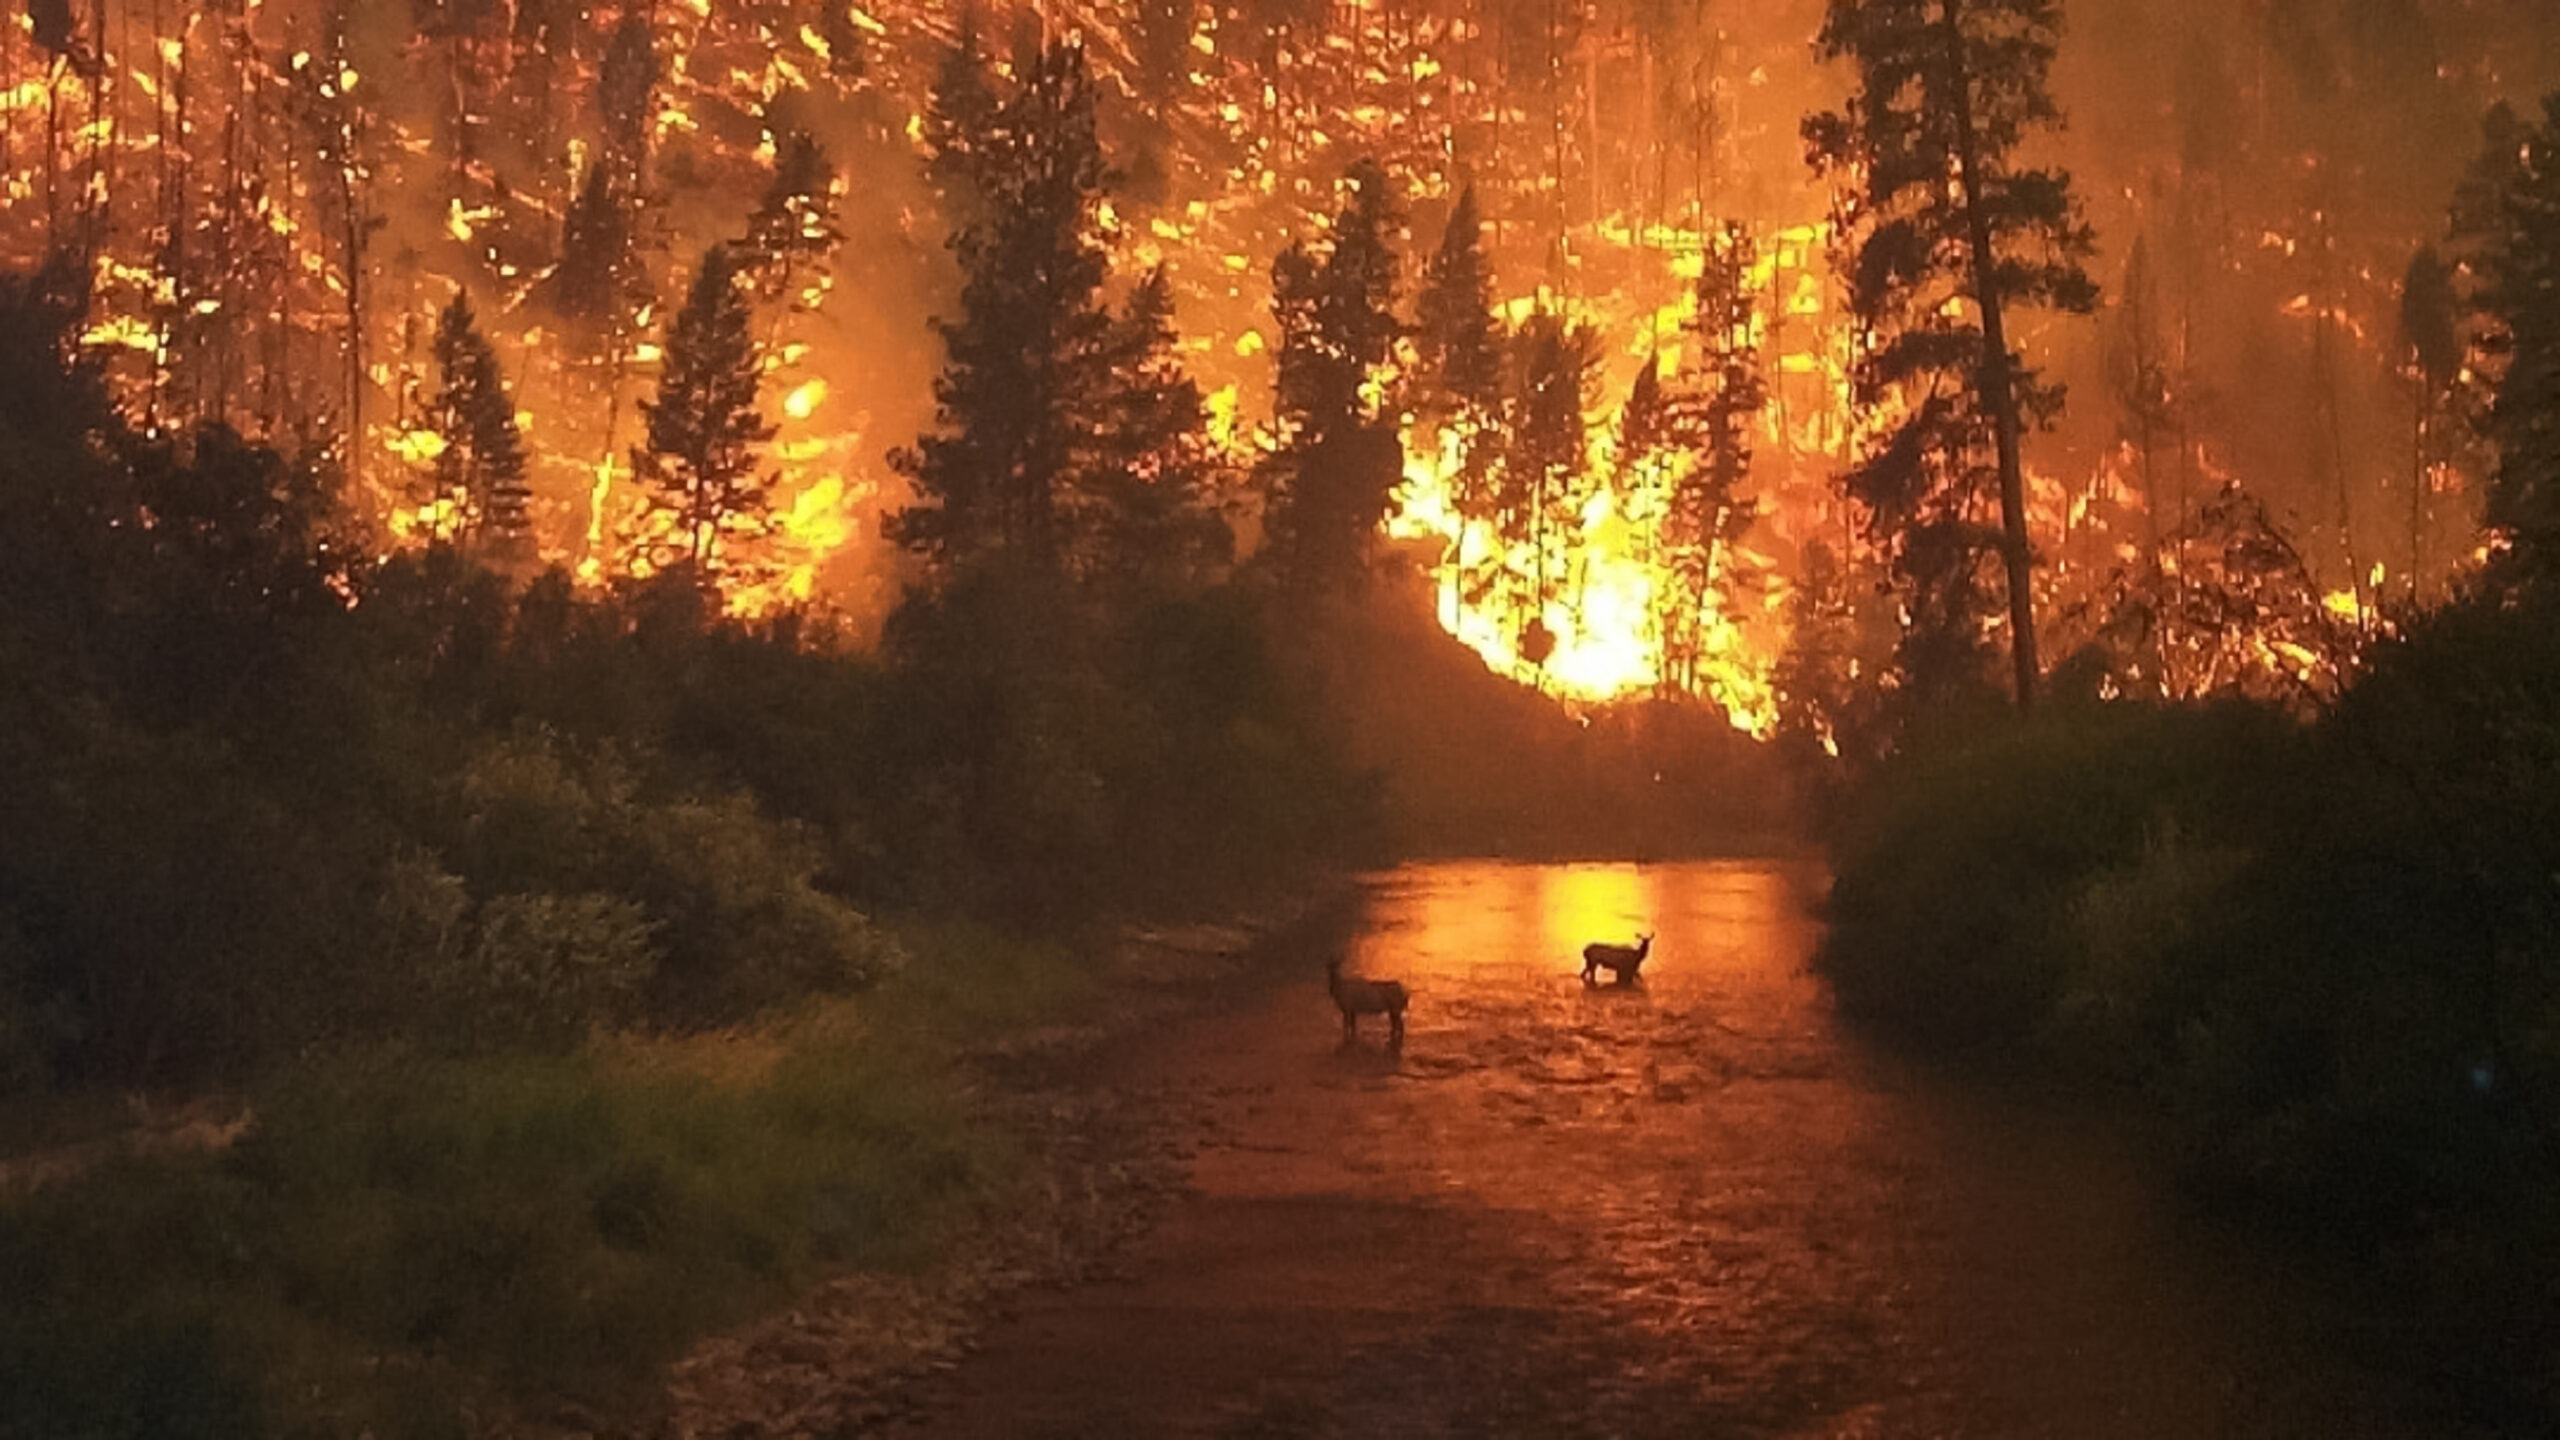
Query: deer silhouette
1326 955 1407 1046
1581 932 1654 986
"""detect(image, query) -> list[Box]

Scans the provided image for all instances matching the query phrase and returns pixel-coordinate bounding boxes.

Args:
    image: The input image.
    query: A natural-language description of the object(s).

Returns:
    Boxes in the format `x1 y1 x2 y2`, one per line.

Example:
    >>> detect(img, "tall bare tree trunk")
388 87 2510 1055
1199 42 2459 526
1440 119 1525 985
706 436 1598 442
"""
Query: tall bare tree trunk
1943 0 2038 712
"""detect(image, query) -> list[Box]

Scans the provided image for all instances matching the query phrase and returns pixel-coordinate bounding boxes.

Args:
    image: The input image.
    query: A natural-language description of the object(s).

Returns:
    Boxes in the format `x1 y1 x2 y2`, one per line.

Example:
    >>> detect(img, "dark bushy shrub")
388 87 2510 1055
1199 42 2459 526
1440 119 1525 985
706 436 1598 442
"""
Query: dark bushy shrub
1820 700 2296 1047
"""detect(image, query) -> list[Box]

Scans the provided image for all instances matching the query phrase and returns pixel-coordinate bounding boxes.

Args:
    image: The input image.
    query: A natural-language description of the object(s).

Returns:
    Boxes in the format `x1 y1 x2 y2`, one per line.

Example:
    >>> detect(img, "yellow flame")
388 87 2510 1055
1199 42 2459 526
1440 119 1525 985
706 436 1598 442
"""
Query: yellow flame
782 378 827 420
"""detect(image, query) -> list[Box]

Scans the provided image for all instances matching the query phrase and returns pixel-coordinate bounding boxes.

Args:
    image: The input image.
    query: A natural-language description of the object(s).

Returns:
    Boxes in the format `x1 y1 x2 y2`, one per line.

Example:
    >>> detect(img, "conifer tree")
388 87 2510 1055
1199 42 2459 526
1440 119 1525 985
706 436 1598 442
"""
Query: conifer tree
1495 309 1600 662
1413 185 1508 618
1133 0 1200 113
2111 236 2177 555
1263 158 1404 595
2481 95 2560 587
596 11 658 188
2448 101 2530 433
922 8 1002 233
1618 357 1683 682
1805 0 2099 714
1414 186 1505 425
1771 538 1868 761
891 36 1116 580
634 245 775 574
422 291 531 552
1085 265 1233 597
819 2 870 80
739 130 843 304
549 162 638 342
1658 222 1767 691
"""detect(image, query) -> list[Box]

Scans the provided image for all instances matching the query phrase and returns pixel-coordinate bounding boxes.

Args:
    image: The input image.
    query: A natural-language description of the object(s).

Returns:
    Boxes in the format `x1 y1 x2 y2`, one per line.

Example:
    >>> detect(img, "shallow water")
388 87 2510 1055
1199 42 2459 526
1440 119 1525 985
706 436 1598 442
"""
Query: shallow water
907 860 2475 1438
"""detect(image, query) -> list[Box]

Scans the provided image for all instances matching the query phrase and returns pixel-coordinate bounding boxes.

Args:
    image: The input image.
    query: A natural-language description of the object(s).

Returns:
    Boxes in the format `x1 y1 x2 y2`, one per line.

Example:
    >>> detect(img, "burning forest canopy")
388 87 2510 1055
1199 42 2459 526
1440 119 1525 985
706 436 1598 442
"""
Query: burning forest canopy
0 0 2552 738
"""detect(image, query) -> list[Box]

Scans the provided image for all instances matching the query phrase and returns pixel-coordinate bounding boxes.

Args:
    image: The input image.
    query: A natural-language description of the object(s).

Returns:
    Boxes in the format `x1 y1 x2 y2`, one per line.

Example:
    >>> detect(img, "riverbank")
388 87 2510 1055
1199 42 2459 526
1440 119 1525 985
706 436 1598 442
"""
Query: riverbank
1816 693 2560 1430
0 896 1346 1440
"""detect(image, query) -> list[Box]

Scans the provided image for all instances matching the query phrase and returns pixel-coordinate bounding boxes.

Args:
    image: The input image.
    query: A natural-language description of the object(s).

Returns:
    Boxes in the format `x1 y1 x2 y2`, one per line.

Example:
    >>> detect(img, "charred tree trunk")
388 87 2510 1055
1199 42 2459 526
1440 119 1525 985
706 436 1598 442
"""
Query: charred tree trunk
1942 0 2039 713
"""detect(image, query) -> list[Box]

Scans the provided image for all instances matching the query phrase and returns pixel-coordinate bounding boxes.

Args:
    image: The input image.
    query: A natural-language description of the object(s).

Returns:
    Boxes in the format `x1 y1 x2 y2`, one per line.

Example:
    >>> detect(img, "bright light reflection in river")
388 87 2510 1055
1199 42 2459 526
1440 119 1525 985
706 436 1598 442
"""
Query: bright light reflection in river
1346 858 1824 1004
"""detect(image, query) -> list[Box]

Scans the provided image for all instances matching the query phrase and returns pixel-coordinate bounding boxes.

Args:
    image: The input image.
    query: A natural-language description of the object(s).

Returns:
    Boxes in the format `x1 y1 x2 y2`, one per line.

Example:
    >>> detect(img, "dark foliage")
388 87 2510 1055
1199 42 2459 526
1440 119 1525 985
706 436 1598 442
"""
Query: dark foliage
1261 158 1404 596
1805 0 2100 716
548 163 640 341
737 130 843 301
0 248 1368 1096
633 245 776 575
2479 95 2560 587
891 36 1118 579
423 292 532 555
1820 588 2560 1422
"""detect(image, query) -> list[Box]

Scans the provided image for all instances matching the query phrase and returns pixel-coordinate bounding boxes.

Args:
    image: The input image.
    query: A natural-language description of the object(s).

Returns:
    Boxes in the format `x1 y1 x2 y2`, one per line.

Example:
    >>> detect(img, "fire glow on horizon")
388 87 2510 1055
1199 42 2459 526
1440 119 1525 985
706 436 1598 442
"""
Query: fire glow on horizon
1 0 2503 717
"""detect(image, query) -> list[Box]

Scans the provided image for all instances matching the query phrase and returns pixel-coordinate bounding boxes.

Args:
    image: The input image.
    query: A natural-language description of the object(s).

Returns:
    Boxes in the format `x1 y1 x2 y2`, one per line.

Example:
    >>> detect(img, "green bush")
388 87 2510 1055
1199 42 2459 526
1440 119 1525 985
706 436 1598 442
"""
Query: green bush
0 1023 1009 1439
1820 701 2295 1045
1818 616 2560 1419
390 731 903 1033
625 792 905 1019
2044 823 2252 1078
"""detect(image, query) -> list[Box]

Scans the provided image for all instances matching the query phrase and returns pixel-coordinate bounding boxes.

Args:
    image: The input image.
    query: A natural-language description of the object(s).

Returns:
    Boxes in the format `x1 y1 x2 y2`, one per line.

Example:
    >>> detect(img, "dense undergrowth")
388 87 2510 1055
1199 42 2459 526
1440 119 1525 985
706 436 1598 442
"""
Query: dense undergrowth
0 262 1371 1436
1818 594 2560 1423
0 930 1104 1440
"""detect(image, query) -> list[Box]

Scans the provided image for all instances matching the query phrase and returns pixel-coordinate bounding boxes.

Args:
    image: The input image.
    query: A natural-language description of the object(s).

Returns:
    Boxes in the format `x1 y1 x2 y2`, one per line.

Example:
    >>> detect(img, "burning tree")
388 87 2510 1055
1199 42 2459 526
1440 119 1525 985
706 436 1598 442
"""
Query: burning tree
1805 0 2099 715
1412 184 1508 622
2107 235 2178 560
1262 158 1405 599
737 130 843 307
633 244 775 576
2055 482 2360 707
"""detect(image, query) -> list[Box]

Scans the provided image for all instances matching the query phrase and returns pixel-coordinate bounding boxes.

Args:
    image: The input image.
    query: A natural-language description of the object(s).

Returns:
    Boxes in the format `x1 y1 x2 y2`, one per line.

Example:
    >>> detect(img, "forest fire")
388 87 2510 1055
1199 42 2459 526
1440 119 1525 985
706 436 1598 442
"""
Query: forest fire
10 5 2560 1435
0 0 2545 723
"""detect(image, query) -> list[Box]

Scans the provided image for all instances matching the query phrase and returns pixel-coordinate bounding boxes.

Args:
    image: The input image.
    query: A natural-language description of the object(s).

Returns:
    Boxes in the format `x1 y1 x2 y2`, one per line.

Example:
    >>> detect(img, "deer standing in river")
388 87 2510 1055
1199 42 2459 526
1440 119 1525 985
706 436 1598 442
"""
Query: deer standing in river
1326 955 1407 1046
1582 932 1654 986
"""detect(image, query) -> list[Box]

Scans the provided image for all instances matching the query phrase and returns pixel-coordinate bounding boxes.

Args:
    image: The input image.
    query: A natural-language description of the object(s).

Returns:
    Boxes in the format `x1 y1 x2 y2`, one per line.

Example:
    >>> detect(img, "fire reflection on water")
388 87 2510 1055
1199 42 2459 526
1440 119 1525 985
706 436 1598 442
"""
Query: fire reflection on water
1346 858 1822 1002
1268 859 2445 1434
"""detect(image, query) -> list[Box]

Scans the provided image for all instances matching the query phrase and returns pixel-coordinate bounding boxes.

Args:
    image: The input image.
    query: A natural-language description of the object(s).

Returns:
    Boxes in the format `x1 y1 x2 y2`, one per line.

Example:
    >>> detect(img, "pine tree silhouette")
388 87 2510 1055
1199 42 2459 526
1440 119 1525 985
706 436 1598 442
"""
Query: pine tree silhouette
739 131 842 303
1805 0 2099 714
2480 96 2560 588
1657 222 1767 693
633 246 775 576
1263 158 1403 597
423 291 531 555
891 36 1116 581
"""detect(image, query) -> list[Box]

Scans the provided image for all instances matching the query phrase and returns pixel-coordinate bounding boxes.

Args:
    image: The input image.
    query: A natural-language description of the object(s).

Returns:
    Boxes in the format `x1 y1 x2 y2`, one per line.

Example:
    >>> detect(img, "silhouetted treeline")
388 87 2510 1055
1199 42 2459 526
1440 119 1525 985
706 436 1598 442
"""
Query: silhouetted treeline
0 255 1371 1095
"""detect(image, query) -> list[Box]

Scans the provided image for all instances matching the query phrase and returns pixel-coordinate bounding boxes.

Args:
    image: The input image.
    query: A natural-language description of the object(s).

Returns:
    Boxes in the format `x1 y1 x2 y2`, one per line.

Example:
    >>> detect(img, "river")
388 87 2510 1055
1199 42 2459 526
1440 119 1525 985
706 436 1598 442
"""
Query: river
902 859 2479 1438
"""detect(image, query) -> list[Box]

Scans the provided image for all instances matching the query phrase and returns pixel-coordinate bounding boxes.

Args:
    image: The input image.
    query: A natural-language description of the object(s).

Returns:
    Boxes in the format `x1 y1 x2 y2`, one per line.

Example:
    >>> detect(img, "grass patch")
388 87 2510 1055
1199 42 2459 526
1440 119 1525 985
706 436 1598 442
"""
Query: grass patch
869 919 1110 1043
0 992 1015 1440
